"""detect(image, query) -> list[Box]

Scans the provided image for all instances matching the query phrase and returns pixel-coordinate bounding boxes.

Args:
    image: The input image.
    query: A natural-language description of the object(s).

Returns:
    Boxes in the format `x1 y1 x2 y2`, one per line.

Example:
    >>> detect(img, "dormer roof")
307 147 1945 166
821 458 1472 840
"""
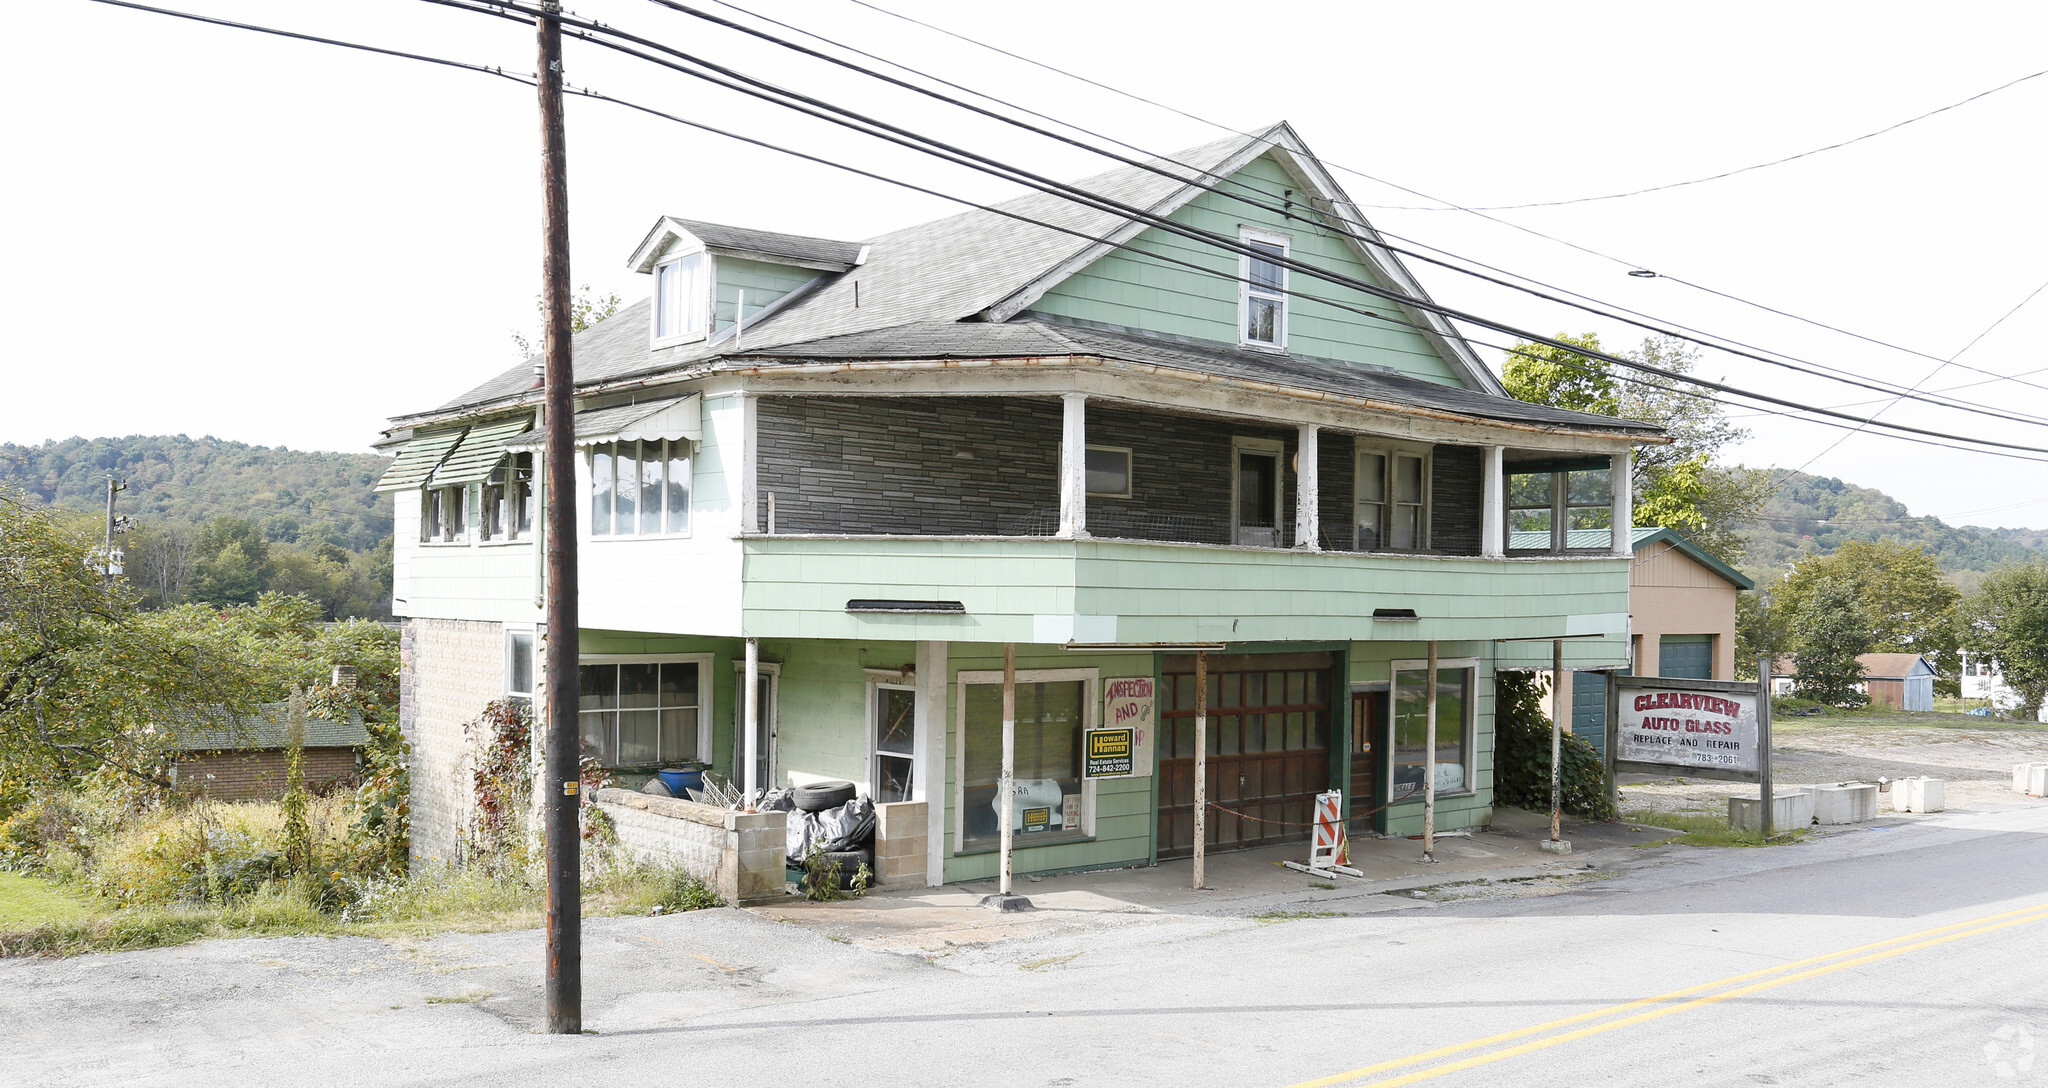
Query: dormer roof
626 217 866 274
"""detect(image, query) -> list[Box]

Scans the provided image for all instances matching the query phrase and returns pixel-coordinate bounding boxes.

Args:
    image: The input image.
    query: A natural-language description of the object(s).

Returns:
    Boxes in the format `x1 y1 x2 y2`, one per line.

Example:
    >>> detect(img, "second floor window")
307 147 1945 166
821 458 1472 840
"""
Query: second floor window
654 252 707 342
481 453 533 542
590 439 691 537
1356 446 1429 551
421 485 466 544
1507 465 1612 552
1241 233 1289 348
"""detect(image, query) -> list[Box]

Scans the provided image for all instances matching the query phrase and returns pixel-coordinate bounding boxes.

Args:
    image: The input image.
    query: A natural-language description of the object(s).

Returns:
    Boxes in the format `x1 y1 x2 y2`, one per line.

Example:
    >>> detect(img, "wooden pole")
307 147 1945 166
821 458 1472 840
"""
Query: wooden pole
1758 656 1774 837
744 637 760 799
1000 643 1016 896
535 1 580 1037
1423 642 1439 861
1193 650 1209 889
1550 640 1565 842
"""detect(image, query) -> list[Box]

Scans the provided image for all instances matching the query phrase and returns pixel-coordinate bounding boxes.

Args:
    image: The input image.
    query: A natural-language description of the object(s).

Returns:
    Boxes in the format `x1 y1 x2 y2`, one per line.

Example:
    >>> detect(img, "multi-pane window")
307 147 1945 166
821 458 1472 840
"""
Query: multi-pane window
960 677 1089 849
505 630 535 701
1242 237 1289 348
1507 465 1612 552
1355 448 1429 551
578 660 701 769
654 252 706 342
872 685 916 803
589 440 691 537
1392 665 1473 798
481 453 533 542
421 485 466 544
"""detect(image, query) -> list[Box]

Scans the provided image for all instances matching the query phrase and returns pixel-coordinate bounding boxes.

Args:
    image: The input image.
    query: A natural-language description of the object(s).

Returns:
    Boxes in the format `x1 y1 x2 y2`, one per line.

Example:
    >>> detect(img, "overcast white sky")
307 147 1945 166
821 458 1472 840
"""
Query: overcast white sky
7 0 2047 528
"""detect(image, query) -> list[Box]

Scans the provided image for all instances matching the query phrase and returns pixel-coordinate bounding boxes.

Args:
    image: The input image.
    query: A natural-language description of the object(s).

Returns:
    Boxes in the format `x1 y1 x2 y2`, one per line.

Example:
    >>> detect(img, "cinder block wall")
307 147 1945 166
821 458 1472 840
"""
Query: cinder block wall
595 789 787 904
174 748 358 802
402 617 507 869
873 800 928 888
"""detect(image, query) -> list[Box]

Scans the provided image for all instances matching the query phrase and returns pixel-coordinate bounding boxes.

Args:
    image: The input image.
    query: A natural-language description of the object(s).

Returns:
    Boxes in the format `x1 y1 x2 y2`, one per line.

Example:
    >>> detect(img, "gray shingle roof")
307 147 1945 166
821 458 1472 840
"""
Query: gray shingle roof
168 704 370 752
664 218 863 268
733 319 1661 435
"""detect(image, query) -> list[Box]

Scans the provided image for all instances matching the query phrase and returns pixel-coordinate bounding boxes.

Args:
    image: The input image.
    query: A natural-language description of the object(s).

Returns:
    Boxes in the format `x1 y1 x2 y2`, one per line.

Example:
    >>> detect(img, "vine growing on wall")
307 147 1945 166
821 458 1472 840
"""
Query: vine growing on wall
465 698 532 870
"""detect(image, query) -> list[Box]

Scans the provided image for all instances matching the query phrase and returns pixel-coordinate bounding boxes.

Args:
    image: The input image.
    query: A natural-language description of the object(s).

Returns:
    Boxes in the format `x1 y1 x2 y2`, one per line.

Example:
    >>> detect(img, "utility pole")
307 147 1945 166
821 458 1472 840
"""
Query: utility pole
536 2 581 1037
103 476 127 581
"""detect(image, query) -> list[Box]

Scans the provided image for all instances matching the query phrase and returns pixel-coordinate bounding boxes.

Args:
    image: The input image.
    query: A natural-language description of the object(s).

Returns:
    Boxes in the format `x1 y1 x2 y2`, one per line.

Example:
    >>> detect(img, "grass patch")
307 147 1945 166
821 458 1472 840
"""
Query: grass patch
0 872 102 929
423 989 492 1005
1253 909 1347 924
1623 809 1809 848
1308 881 1337 891
1020 953 1079 970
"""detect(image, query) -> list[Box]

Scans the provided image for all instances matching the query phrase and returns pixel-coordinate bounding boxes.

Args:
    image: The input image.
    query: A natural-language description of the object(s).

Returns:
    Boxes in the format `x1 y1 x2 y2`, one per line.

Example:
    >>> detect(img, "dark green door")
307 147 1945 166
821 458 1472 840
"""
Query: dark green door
1571 671 1607 755
1659 635 1713 680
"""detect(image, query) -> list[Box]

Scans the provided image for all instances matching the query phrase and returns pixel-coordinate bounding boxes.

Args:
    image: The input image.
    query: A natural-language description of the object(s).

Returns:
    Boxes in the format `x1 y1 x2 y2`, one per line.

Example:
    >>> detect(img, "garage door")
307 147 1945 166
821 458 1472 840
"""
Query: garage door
1158 653 1333 860
1571 671 1607 755
1659 635 1713 680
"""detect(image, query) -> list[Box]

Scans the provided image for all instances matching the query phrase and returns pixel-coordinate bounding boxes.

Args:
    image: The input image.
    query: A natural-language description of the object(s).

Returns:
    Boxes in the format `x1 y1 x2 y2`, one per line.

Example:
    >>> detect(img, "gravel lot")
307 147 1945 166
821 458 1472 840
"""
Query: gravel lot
1621 711 2048 819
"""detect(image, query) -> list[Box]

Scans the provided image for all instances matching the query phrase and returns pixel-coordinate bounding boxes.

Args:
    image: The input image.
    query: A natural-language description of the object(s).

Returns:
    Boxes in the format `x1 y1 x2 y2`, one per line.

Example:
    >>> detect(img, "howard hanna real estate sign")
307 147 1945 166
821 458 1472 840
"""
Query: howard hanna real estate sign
1611 675 1765 781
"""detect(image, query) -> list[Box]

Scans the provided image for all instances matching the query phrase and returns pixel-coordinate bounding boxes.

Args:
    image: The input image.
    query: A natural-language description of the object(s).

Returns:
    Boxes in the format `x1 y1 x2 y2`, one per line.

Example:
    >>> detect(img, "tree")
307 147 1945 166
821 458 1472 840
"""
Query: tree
0 490 267 798
1963 560 2048 719
1791 577 1873 706
510 283 622 360
1778 541 1961 690
1503 333 1767 562
1734 575 1789 680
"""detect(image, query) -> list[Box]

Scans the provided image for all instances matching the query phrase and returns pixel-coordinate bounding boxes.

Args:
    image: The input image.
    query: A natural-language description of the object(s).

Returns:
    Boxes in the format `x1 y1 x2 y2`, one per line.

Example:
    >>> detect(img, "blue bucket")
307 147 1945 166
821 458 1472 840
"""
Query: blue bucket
658 767 705 797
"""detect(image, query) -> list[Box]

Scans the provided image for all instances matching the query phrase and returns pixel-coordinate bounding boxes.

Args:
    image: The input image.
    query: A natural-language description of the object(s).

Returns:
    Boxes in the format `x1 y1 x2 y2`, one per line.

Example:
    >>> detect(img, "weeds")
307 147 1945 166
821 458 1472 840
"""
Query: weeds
1253 910 1347 923
1623 809 1810 848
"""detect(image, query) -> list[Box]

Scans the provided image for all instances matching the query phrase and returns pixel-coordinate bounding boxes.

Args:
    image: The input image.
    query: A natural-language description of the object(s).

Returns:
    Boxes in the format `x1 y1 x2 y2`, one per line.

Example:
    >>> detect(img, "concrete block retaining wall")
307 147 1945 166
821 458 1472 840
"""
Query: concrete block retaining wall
595 789 787 905
874 801 929 888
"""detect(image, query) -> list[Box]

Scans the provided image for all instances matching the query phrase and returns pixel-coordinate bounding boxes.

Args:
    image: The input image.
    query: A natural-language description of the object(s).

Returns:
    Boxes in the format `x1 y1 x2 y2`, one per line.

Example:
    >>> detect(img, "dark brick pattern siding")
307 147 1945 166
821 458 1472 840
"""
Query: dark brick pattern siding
1430 446 1482 556
755 396 1484 552
1087 406 1296 545
756 396 1062 536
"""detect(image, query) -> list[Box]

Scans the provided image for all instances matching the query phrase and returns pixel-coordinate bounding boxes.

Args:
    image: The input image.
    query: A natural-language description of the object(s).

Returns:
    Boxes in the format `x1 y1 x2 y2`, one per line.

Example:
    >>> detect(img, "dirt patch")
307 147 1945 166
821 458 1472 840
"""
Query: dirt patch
1623 712 2048 819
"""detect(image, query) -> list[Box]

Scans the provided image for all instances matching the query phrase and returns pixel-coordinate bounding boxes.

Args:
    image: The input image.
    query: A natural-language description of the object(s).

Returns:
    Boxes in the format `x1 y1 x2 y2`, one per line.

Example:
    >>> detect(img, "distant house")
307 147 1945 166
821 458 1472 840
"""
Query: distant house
1770 653 1936 711
1513 527 1752 756
166 704 368 801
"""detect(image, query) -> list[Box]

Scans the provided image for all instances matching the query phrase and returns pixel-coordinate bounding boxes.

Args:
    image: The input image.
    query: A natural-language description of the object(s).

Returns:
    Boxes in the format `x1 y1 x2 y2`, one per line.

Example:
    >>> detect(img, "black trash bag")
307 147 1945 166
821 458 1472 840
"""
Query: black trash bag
815 795 876 853
760 787 795 812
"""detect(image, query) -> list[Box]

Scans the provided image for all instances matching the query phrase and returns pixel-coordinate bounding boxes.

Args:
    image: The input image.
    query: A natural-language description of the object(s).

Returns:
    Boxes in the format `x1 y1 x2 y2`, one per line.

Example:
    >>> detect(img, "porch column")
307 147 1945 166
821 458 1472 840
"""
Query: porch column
1610 448 1632 556
913 640 947 887
743 637 760 797
1057 393 1087 539
737 391 759 535
1481 445 1505 557
1422 640 1438 863
1295 424 1320 550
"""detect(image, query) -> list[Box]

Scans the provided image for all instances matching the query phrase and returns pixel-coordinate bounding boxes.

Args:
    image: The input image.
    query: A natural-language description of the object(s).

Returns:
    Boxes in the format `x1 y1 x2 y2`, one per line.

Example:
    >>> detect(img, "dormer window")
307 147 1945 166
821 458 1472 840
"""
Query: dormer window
1240 230 1289 349
653 252 707 344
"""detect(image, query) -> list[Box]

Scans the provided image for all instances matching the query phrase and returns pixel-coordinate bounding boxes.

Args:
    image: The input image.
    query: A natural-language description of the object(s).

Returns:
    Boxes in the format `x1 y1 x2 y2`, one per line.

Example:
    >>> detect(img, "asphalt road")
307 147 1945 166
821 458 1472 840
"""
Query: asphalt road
7 804 2046 1088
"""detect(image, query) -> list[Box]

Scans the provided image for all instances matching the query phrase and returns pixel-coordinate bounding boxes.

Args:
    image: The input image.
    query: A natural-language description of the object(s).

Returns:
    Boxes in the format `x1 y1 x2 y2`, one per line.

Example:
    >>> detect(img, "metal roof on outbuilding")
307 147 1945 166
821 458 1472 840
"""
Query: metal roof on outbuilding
167 704 370 752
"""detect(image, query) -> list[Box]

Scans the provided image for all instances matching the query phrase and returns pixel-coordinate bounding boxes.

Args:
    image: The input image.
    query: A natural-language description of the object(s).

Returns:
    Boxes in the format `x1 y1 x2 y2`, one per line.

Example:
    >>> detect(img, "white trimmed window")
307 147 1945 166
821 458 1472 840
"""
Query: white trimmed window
955 668 1098 851
653 252 707 344
1240 230 1290 349
1354 445 1430 551
421 485 467 544
505 628 536 702
578 655 713 769
1390 659 1478 799
481 453 533 542
589 439 692 537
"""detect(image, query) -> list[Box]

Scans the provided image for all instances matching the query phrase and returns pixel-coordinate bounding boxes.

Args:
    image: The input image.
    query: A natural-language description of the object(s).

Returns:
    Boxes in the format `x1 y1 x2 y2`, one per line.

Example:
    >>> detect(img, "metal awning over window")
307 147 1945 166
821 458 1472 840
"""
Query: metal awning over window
503 394 701 452
374 426 466 493
429 415 535 487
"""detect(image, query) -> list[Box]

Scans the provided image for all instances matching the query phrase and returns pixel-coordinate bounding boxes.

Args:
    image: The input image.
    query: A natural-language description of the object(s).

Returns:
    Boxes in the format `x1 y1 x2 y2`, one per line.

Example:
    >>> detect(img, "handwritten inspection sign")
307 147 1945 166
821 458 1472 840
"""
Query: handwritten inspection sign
1089 677 1156 779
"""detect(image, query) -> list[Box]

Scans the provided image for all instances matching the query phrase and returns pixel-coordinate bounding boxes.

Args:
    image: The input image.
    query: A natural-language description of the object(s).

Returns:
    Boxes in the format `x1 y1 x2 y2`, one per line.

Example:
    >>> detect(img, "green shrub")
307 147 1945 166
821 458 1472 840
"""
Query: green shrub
1493 671 1616 821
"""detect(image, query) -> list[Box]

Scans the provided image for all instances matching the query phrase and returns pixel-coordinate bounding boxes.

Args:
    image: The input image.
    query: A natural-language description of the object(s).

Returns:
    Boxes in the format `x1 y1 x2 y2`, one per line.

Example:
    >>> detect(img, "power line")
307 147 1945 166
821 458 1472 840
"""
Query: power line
647 0 2048 424
440 0 2048 456
834 0 2048 397
82 0 2048 467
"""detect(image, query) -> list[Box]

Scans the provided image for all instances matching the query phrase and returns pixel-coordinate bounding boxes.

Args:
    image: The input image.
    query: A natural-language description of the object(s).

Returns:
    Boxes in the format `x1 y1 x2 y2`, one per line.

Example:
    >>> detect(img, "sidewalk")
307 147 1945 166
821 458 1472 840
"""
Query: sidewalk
751 808 1671 954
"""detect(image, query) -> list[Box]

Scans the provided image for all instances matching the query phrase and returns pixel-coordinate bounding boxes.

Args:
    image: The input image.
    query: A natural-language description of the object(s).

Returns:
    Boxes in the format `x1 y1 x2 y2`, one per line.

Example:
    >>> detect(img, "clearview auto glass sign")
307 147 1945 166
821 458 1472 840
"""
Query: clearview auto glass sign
1615 684 1760 775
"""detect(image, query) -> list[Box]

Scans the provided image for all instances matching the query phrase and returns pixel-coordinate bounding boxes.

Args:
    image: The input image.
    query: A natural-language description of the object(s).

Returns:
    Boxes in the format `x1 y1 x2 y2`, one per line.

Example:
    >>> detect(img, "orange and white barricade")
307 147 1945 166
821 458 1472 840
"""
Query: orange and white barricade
1284 789 1365 879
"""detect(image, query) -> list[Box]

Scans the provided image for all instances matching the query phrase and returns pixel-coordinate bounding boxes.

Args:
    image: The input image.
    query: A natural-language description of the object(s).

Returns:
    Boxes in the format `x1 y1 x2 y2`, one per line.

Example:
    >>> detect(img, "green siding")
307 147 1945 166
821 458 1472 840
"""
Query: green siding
714 258 817 334
1032 155 1465 386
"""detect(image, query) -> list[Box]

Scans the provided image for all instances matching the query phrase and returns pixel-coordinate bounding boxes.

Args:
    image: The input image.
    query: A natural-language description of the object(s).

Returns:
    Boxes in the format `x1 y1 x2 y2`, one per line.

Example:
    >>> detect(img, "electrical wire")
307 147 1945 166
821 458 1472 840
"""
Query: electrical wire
835 0 2048 395
80 0 2048 465
645 0 2048 420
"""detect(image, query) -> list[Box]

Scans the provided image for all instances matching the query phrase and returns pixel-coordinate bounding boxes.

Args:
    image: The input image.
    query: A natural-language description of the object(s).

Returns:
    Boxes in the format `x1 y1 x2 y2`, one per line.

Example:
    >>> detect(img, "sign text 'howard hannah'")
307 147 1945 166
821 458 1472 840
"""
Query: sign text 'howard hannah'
1616 686 1759 774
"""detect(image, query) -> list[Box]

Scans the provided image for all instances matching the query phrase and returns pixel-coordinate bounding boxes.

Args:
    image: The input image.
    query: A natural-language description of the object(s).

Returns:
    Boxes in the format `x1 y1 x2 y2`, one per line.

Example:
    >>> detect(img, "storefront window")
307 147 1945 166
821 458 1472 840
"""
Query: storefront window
960 677 1089 849
1391 665 1473 800
579 659 702 769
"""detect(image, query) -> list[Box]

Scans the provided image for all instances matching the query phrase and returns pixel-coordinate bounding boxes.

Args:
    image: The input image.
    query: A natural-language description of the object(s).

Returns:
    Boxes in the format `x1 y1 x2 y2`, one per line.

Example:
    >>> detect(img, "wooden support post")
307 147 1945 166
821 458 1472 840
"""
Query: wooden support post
1000 642 1017 895
1057 394 1087 539
1481 446 1505 558
743 638 760 798
1611 449 1633 556
1551 640 1565 842
1193 649 1209 889
1423 640 1438 862
1296 424 1320 550
1758 656 1774 837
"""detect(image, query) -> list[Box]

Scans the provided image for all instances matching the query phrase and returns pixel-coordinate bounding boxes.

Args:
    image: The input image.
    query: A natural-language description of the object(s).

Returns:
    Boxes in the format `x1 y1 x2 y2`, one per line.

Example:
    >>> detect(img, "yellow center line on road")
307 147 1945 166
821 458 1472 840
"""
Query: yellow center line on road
1281 900 2048 1088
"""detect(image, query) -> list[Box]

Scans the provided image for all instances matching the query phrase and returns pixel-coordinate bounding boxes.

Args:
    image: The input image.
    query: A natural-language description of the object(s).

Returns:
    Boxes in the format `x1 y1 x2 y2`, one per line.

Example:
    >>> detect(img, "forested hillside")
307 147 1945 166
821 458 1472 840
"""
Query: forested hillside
1740 471 2043 577
0 435 394 619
